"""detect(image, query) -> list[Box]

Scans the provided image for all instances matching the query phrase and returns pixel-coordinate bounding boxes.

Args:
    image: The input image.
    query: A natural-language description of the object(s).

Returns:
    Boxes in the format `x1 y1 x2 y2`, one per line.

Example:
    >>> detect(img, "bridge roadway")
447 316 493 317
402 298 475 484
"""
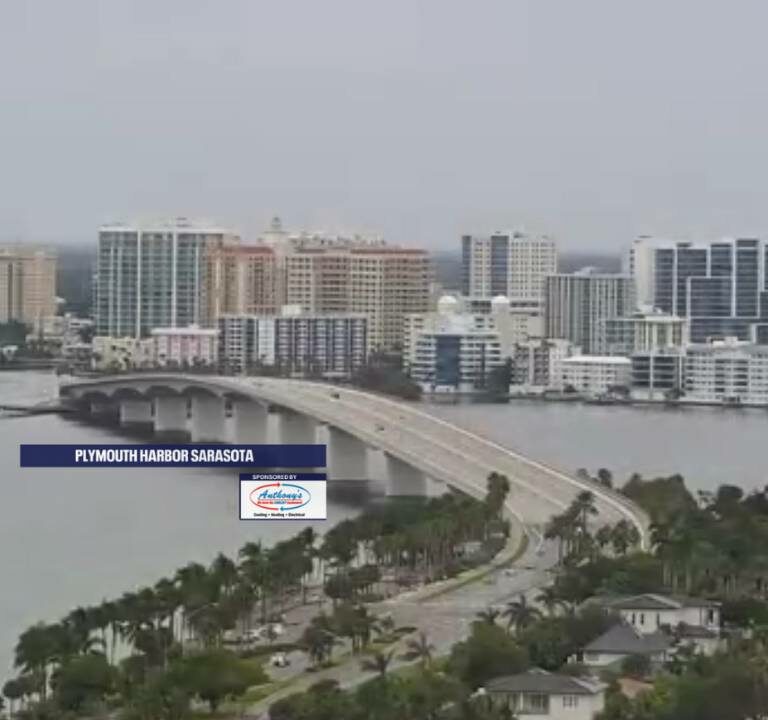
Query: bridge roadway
60 374 650 548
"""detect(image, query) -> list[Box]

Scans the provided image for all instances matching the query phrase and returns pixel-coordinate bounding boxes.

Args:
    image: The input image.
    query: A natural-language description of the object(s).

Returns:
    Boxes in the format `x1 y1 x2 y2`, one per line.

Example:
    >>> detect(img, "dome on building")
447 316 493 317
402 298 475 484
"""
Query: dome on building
490 295 511 311
437 295 460 314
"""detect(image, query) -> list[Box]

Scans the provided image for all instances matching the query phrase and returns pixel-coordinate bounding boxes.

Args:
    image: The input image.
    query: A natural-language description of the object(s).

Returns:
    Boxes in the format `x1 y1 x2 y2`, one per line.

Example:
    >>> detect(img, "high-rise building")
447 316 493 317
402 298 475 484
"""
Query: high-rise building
545 269 635 354
95 219 238 337
0 246 57 328
629 235 768 343
282 241 430 351
461 231 557 306
217 309 367 377
205 244 278 319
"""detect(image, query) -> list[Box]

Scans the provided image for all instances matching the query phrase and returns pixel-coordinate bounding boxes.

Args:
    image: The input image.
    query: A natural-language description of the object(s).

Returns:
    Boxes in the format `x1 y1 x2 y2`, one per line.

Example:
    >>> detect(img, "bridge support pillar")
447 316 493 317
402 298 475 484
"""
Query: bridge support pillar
327 426 368 479
153 396 189 440
383 453 429 497
276 410 318 445
90 400 118 424
190 395 227 443
229 400 268 444
119 399 153 430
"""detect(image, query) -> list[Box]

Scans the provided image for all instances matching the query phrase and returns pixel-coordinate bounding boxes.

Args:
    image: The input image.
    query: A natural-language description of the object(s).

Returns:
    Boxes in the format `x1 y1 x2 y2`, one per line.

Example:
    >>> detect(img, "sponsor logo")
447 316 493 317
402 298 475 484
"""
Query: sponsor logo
249 482 312 512
239 475 327 520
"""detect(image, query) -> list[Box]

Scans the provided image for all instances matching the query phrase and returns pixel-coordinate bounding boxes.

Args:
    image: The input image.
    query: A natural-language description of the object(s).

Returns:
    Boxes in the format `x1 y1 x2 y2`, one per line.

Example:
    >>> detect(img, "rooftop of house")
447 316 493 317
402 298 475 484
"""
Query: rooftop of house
584 623 672 656
594 593 720 611
484 668 604 696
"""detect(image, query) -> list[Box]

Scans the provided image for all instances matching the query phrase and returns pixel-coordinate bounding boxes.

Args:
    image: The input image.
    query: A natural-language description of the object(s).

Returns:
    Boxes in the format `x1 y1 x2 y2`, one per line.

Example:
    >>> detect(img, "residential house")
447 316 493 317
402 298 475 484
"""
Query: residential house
483 668 606 720
597 594 720 637
581 622 673 669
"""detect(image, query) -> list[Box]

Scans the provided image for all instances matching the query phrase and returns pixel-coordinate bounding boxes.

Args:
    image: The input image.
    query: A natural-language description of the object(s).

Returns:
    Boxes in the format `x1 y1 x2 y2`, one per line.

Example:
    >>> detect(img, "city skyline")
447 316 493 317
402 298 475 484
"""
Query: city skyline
4 1 768 251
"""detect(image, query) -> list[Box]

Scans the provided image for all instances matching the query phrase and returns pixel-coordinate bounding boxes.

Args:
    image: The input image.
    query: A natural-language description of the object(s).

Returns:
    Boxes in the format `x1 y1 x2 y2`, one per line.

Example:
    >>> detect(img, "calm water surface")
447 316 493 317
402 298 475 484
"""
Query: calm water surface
425 398 768 493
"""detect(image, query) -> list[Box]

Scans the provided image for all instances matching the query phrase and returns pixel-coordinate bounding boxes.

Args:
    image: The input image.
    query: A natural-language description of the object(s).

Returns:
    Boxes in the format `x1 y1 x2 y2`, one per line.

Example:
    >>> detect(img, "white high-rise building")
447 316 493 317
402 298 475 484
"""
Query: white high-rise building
461 231 557 307
95 218 239 338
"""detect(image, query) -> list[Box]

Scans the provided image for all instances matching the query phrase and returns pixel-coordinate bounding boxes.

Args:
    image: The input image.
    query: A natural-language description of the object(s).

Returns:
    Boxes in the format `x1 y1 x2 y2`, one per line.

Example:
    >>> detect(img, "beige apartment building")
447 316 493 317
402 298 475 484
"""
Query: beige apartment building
285 245 431 351
185 218 430 353
205 243 279 319
0 246 57 327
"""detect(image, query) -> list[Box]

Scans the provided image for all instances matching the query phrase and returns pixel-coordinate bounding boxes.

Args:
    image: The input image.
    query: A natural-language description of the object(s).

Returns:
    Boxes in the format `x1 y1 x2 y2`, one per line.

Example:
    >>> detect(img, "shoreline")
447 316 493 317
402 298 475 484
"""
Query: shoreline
424 391 768 411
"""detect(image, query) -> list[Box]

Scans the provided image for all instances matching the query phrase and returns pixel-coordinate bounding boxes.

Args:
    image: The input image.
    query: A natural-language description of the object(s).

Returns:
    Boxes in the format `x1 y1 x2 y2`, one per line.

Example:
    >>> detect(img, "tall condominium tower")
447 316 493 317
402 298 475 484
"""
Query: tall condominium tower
630 235 768 343
461 231 557 306
281 236 431 351
545 269 635 354
205 244 279 319
0 246 57 327
95 219 238 338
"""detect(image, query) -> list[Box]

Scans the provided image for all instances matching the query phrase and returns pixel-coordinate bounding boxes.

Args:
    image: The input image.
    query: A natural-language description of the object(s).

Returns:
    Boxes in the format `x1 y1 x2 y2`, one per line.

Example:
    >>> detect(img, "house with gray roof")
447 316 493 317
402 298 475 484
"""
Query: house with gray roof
581 622 673 668
482 668 606 719
591 593 720 637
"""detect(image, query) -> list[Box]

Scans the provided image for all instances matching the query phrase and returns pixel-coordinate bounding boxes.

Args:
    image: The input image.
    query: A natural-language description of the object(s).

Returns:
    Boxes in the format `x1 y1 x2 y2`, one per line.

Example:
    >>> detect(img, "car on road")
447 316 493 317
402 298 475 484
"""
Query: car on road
270 652 290 667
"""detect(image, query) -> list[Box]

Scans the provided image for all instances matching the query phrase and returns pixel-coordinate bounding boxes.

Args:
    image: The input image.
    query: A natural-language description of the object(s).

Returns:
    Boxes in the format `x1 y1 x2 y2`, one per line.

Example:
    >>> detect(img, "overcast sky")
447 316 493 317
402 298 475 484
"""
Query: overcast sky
2 1 768 252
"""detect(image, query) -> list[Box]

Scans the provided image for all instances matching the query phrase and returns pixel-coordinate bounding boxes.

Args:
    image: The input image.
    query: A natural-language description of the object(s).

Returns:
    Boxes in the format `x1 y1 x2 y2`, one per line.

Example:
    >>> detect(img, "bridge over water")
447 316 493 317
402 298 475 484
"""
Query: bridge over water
60 374 650 548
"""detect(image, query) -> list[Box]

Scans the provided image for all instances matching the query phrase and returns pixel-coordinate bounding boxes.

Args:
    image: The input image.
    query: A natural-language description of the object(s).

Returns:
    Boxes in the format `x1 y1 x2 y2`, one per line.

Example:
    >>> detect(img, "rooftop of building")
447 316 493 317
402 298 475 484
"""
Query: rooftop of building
561 355 632 365
584 623 672 656
547 268 632 279
149 326 219 337
99 217 237 235
593 593 720 611
484 668 604 696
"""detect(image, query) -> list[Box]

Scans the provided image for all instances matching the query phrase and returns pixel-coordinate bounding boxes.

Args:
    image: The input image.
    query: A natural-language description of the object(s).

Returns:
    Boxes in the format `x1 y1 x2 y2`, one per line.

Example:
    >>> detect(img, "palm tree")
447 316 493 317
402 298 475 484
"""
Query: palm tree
13 624 60 701
3 678 23 718
502 594 541 634
153 578 181 639
401 631 435 667
238 541 270 621
301 624 335 668
360 648 395 678
595 525 613 552
572 491 598 533
475 607 501 625
535 586 564 617
545 512 576 563
611 520 640 556
210 553 238 597
485 472 511 521
174 562 213 641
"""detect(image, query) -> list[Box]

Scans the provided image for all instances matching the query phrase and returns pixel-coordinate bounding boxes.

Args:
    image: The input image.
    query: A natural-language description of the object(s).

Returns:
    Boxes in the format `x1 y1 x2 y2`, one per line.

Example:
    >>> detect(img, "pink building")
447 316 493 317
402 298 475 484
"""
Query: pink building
150 326 218 368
